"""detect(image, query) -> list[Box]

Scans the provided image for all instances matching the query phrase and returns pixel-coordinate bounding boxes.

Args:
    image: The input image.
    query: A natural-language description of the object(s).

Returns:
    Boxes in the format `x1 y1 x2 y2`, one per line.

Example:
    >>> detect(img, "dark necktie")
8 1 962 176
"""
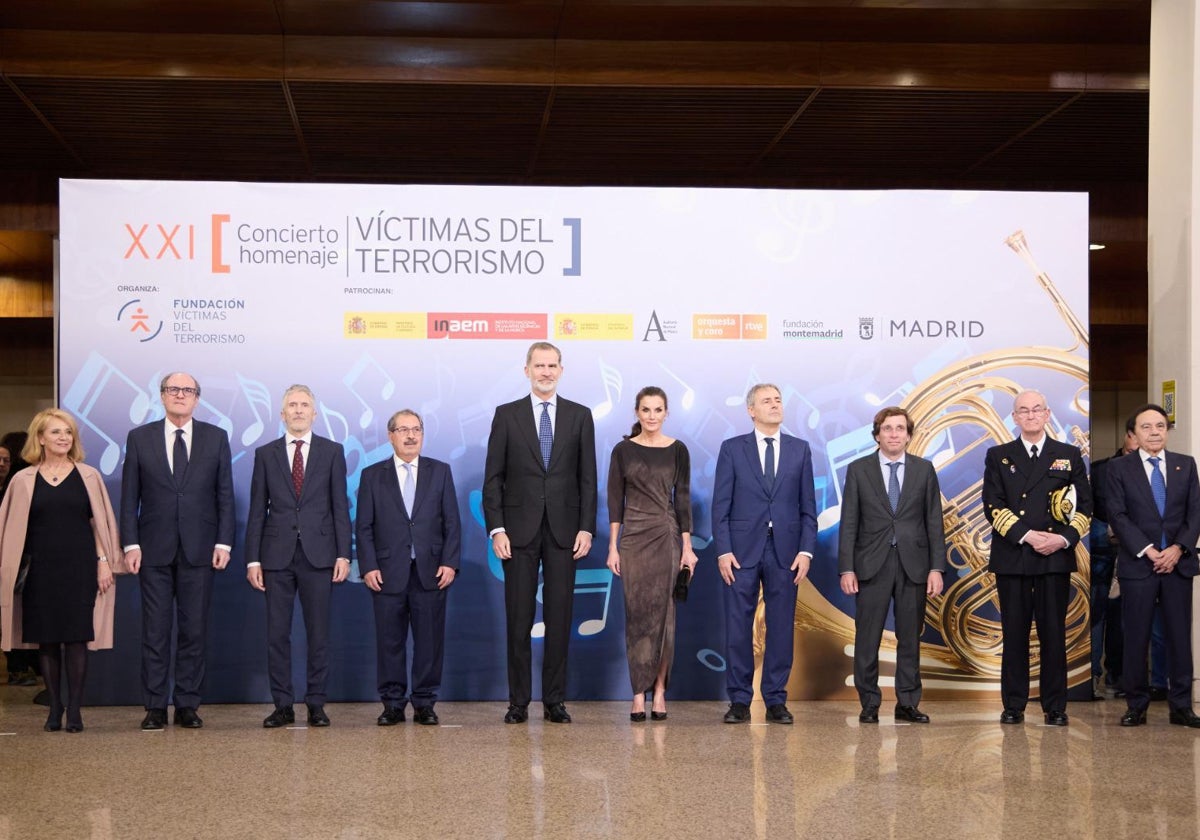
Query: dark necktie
1149 455 1167 548
764 437 776 486
887 461 901 513
538 401 553 470
1030 444 1039 463
173 428 188 485
291 439 305 498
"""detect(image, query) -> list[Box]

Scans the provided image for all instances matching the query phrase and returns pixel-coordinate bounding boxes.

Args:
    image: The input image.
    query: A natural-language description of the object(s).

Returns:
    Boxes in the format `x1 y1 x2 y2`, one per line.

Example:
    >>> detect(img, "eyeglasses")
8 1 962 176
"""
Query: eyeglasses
389 426 423 435
1014 406 1047 417
162 386 199 397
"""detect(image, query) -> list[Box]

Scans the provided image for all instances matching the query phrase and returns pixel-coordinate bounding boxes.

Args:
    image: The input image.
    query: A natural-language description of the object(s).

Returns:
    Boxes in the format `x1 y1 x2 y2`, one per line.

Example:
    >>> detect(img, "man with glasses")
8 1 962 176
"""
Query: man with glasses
356 410 461 726
244 385 352 728
120 371 235 730
1106 404 1200 728
983 389 1091 726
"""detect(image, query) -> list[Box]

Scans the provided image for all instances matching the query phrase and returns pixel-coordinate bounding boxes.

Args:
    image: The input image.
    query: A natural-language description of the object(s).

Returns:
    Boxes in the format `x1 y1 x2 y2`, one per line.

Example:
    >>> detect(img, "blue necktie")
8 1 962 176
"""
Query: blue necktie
1149 456 1167 548
401 462 417 559
172 428 188 485
538 401 553 470
887 461 901 513
764 437 776 486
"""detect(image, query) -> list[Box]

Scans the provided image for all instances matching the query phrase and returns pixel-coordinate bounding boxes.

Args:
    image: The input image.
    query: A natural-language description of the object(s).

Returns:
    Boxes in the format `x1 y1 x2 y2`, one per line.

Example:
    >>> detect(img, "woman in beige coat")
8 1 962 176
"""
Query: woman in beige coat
0 409 125 732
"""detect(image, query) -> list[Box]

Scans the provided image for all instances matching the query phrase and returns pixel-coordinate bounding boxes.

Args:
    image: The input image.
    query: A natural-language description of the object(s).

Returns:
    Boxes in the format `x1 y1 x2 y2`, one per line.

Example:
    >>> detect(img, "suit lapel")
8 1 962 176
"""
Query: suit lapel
149 420 172 480
382 459 407 517
547 400 570 470
1127 452 1160 516
516 399 545 469
275 438 296 498
412 459 433 515
742 435 771 496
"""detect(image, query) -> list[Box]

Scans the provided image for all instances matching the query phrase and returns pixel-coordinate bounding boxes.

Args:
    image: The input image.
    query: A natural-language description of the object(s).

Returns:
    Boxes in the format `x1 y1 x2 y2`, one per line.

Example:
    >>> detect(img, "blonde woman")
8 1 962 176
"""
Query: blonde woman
0 409 124 732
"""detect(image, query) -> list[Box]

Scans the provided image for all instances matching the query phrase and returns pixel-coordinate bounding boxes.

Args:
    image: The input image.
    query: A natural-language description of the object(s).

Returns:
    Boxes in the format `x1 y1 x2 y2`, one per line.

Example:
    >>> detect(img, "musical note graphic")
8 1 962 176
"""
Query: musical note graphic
658 363 696 410
237 373 275 446
724 367 762 407
822 423 879 514
779 384 821 430
468 490 505 582
419 364 456 441
343 354 396 429
62 352 153 474
591 359 623 420
864 381 915 407
450 403 494 460
318 401 351 443
681 407 735 477
532 568 614 638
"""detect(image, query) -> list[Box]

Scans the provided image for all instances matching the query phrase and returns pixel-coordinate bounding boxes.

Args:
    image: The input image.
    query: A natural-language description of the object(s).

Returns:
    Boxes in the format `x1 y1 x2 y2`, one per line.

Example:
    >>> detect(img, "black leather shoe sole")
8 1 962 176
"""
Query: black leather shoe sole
503 706 528 724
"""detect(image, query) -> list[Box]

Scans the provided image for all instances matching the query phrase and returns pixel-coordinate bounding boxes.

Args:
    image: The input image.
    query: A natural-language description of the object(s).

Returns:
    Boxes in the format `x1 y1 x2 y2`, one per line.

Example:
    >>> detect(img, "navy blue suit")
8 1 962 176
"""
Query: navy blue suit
244 434 351 708
120 419 235 711
713 431 817 706
356 455 461 709
1107 449 1200 713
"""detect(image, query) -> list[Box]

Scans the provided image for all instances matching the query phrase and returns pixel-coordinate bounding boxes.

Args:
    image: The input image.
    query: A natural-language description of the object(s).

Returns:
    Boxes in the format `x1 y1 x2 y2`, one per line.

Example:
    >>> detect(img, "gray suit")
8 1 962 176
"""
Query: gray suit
838 451 946 709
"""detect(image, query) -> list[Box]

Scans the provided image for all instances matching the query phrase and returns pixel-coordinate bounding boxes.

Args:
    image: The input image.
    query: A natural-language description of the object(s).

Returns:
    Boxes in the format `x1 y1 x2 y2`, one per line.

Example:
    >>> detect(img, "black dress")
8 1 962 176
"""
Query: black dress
21 469 97 643
607 439 692 693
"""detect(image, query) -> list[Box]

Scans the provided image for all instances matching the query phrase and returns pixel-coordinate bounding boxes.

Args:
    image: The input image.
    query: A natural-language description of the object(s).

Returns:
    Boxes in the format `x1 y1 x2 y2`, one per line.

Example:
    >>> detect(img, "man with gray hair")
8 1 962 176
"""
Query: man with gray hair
713 383 817 724
120 371 235 730
982 389 1091 726
244 385 351 728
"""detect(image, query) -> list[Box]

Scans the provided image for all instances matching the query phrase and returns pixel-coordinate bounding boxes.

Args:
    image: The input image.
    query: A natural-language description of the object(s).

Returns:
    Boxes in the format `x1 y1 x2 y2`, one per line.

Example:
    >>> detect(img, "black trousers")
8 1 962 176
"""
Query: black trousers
995 572 1070 713
139 547 214 710
503 514 574 707
264 540 333 708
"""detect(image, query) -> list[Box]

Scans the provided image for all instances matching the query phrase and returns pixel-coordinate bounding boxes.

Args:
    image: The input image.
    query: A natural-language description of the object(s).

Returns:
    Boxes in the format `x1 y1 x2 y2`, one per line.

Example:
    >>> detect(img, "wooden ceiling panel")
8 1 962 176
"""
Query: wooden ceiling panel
536 87 813 179
290 81 550 180
761 89 1078 180
9 78 304 178
0 81 79 172
971 90 1148 181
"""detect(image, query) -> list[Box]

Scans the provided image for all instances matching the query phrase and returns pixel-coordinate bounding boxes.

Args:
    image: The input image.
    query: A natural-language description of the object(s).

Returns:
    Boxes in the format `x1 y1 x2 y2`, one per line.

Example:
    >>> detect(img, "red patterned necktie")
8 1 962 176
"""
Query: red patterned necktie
291 439 304 497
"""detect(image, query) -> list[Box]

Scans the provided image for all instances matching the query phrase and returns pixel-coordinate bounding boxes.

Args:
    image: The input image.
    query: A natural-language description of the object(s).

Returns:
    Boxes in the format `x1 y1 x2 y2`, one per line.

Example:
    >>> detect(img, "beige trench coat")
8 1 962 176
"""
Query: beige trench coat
0 463 127 651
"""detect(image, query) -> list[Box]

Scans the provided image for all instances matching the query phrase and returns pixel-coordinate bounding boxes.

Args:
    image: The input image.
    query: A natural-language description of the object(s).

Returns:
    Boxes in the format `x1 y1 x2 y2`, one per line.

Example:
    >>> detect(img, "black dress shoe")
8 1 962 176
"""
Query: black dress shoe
503 704 528 724
544 702 572 724
895 705 930 724
630 711 647 722
65 716 84 734
1120 708 1147 727
1000 709 1025 725
1169 707 1200 728
414 706 439 726
174 707 203 728
859 706 880 724
44 708 64 732
1044 710 1069 726
766 704 794 724
377 706 405 726
263 707 295 728
141 709 167 731
307 705 330 727
650 711 668 721
724 702 751 723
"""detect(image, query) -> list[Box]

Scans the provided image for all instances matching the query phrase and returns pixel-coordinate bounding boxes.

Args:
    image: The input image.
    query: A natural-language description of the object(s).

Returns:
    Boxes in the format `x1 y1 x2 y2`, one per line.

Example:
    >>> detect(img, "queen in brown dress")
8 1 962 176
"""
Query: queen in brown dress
0 409 124 733
606 386 697 721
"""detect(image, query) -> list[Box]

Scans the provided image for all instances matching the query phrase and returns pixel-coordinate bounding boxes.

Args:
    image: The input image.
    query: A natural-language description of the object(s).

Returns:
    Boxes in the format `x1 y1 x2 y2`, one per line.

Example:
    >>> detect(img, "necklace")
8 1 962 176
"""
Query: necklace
40 462 72 483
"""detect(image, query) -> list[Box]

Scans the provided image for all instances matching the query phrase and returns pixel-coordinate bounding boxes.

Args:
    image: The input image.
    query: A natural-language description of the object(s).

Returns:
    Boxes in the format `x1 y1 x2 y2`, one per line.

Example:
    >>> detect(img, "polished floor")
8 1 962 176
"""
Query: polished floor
1 684 1198 840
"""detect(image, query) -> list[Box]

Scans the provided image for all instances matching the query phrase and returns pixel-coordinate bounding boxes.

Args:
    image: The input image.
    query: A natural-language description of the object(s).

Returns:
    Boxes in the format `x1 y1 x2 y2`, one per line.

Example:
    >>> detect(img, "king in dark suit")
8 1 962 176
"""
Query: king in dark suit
713 383 818 725
982 389 1091 726
839 407 946 724
244 385 352 729
1107 403 1200 728
483 342 597 724
120 371 235 730
357 409 461 726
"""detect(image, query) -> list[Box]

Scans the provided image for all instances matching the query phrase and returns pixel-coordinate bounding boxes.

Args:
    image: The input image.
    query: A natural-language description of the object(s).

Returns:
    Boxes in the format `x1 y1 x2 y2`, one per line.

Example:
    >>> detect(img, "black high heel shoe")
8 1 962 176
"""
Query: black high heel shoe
44 708 64 732
630 711 647 722
65 713 84 733
651 711 668 721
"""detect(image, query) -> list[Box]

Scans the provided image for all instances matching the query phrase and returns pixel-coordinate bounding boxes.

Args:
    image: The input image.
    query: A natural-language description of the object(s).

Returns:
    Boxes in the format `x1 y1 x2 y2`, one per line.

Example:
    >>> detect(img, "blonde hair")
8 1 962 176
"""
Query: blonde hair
23 408 86 463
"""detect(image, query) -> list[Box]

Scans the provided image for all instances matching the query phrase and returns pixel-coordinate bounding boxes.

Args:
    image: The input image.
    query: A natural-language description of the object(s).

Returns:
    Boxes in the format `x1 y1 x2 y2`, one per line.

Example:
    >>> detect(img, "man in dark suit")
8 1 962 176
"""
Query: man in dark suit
120 371 235 730
1107 403 1200 728
357 409 461 726
983 389 1091 726
839 406 946 724
483 341 597 724
244 384 351 729
1088 419 1137 697
713 383 818 724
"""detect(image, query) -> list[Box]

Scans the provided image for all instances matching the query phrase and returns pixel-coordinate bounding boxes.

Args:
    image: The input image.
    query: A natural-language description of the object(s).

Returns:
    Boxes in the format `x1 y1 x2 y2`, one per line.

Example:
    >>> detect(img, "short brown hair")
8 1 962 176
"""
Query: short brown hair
23 408 86 463
872 406 914 438
525 341 562 365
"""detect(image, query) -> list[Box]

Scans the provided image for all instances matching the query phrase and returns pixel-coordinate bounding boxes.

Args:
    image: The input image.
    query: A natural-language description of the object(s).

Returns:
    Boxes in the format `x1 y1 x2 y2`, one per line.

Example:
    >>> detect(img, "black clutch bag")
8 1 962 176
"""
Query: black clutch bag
673 567 692 602
13 553 32 595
